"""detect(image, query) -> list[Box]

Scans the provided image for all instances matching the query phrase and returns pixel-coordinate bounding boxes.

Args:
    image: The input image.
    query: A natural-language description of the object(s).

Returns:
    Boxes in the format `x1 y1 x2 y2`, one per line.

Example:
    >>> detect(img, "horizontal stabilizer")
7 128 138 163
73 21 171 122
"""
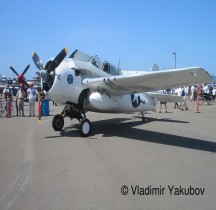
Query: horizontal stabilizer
147 92 184 102
150 63 159 72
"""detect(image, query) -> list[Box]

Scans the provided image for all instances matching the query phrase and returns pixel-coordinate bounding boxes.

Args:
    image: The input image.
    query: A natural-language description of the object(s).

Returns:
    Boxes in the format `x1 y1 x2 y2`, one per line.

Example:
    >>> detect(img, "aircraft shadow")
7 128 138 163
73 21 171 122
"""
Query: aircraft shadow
93 118 216 153
134 116 189 124
47 117 216 153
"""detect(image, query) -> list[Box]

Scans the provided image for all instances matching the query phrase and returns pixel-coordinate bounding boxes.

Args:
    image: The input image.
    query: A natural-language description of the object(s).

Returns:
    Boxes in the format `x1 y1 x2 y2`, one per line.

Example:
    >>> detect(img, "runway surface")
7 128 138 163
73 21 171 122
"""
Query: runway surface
0 101 215 210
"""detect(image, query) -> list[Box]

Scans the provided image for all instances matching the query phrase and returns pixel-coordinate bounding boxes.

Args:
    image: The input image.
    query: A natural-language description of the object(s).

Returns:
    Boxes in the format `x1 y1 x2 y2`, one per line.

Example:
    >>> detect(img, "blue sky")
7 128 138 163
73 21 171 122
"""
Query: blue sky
0 0 216 79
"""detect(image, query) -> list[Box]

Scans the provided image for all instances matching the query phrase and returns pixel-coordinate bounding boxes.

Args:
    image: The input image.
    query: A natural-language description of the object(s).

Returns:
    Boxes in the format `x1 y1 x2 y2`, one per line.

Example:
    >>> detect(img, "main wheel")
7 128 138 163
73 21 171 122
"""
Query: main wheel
52 114 64 131
78 118 91 137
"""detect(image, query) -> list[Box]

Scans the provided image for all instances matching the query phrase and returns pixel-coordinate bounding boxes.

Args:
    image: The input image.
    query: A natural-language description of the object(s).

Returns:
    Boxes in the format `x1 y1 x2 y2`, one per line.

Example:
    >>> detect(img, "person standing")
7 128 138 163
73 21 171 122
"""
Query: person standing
16 83 26 117
27 83 39 117
190 85 195 101
203 84 209 94
173 88 179 109
15 98 18 116
159 90 168 113
159 101 168 113
3 83 14 116
180 86 189 111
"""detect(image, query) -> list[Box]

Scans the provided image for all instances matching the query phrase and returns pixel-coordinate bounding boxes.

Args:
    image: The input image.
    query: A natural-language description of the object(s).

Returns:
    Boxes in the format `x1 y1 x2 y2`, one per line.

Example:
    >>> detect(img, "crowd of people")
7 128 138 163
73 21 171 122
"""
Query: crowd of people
1 82 40 117
158 84 216 113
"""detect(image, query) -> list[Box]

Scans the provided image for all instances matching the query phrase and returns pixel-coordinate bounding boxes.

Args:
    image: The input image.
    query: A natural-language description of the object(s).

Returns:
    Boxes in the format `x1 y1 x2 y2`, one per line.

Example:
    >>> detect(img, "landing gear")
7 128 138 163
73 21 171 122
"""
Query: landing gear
52 104 92 137
141 111 147 122
52 114 64 131
78 118 91 137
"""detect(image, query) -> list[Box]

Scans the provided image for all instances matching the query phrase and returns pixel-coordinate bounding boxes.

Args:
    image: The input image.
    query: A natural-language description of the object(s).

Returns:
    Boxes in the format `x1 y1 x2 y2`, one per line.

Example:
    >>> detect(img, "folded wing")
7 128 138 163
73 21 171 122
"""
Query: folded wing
82 67 213 95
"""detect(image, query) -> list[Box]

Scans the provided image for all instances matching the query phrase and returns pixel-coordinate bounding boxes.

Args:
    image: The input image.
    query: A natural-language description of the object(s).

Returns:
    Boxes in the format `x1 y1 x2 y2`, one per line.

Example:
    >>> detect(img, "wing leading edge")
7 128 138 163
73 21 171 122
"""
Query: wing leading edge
82 67 213 95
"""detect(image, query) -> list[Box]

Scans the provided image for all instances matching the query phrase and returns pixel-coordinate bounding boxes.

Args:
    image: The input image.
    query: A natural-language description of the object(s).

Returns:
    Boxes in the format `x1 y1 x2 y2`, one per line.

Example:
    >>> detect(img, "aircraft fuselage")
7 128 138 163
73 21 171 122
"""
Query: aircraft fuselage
46 58 156 113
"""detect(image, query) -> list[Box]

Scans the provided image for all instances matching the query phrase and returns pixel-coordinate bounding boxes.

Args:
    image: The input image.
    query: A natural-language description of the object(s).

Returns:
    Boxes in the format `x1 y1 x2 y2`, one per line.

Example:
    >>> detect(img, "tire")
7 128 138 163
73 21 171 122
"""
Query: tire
207 100 213 105
52 114 64 131
78 118 91 137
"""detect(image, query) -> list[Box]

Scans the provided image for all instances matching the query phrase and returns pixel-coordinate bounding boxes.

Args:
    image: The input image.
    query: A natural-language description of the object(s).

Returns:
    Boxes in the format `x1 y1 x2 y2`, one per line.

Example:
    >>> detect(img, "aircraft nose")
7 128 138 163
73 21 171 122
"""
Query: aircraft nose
18 75 23 83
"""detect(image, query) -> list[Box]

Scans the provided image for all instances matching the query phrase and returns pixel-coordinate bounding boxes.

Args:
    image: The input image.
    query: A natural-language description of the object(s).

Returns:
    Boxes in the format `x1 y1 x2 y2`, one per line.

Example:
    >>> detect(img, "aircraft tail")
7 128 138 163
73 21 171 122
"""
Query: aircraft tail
150 63 159 72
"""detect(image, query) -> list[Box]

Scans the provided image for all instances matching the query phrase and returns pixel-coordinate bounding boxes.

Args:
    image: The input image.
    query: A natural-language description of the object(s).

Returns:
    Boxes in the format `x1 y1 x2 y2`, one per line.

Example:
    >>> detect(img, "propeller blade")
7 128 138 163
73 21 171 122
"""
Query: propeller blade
9 66 19 76
23 80 30 89
22 64 30 76
32 52 44 70
47 48 68 74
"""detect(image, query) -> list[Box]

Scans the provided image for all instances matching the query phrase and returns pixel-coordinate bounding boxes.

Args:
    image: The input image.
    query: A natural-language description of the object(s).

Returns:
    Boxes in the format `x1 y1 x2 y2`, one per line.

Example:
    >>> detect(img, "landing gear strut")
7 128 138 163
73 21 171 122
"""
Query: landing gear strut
141 111 147 122
52 104 91 137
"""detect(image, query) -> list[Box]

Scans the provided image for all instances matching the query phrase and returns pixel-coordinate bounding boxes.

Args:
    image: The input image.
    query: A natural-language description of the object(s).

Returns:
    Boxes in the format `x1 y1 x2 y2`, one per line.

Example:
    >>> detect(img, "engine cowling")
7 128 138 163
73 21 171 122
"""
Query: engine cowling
46 60 83 105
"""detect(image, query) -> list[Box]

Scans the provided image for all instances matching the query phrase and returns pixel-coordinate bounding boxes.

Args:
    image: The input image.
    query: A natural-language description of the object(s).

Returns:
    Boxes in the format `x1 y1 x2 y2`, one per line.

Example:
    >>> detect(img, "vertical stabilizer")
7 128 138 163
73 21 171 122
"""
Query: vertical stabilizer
150 63 159 72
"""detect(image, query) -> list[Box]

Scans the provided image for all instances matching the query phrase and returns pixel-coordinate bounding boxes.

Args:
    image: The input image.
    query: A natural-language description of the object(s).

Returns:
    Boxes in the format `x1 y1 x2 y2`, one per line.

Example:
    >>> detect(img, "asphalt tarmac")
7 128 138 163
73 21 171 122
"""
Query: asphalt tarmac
0 100 215 210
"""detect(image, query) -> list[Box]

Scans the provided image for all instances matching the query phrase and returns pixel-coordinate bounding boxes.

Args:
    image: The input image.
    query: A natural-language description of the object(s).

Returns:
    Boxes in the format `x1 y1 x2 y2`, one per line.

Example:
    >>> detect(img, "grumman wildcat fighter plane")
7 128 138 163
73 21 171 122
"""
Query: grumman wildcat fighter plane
32 48 213 137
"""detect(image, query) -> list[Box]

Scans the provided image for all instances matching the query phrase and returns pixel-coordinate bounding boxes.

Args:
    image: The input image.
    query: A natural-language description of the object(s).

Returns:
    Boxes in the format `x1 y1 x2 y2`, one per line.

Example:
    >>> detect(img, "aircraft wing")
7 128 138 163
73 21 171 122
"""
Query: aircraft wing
146 92 184 102
82 67 213 95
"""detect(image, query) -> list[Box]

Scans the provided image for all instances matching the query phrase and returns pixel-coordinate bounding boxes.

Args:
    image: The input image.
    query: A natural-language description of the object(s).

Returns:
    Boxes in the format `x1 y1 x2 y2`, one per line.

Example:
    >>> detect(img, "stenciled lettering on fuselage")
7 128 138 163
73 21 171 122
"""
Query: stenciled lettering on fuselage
67 74 73 84
131 94 145 108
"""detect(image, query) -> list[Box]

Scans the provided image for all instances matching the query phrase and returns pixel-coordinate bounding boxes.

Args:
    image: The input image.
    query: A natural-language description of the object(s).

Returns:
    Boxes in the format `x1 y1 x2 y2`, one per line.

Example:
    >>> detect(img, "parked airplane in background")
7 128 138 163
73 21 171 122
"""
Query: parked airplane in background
9 65 30 89
32 48 213 137
0 76 16 95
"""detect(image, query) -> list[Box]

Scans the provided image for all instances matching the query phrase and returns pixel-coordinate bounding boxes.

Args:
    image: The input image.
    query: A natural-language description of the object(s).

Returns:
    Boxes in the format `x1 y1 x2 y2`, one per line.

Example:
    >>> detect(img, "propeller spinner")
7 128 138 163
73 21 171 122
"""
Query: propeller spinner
9 65 30 88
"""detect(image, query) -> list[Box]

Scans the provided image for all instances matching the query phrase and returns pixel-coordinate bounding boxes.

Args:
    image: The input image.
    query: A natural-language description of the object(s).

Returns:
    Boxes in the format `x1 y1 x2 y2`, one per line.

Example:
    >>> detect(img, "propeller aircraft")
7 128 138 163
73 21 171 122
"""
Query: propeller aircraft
32 48 213 137
9 65 30 89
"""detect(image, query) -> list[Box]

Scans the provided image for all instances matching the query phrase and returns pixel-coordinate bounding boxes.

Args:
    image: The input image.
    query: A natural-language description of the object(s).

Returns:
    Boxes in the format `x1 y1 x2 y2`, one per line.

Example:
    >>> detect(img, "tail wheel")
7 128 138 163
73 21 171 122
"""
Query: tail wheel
52 114 64 131
78 118 91 137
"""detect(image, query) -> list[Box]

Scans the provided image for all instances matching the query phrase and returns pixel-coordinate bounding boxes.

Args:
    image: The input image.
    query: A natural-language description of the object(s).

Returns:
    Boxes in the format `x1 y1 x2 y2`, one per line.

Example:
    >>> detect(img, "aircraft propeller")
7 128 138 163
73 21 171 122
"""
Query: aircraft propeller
32 48 68 91
9 65 30 88
47 48 68 73
32 48 68 122
32 48 68 73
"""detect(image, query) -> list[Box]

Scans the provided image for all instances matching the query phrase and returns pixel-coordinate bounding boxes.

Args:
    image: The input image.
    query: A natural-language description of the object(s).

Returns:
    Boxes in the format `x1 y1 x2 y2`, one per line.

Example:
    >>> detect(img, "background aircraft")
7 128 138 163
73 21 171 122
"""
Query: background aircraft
32 48 213 137
0 76 17 95
9 65 30 89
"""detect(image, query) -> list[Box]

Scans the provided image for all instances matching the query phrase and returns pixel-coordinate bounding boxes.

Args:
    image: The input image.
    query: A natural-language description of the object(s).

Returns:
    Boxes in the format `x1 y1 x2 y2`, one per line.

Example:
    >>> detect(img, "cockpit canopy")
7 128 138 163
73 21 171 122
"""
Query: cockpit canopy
69 50 121 76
